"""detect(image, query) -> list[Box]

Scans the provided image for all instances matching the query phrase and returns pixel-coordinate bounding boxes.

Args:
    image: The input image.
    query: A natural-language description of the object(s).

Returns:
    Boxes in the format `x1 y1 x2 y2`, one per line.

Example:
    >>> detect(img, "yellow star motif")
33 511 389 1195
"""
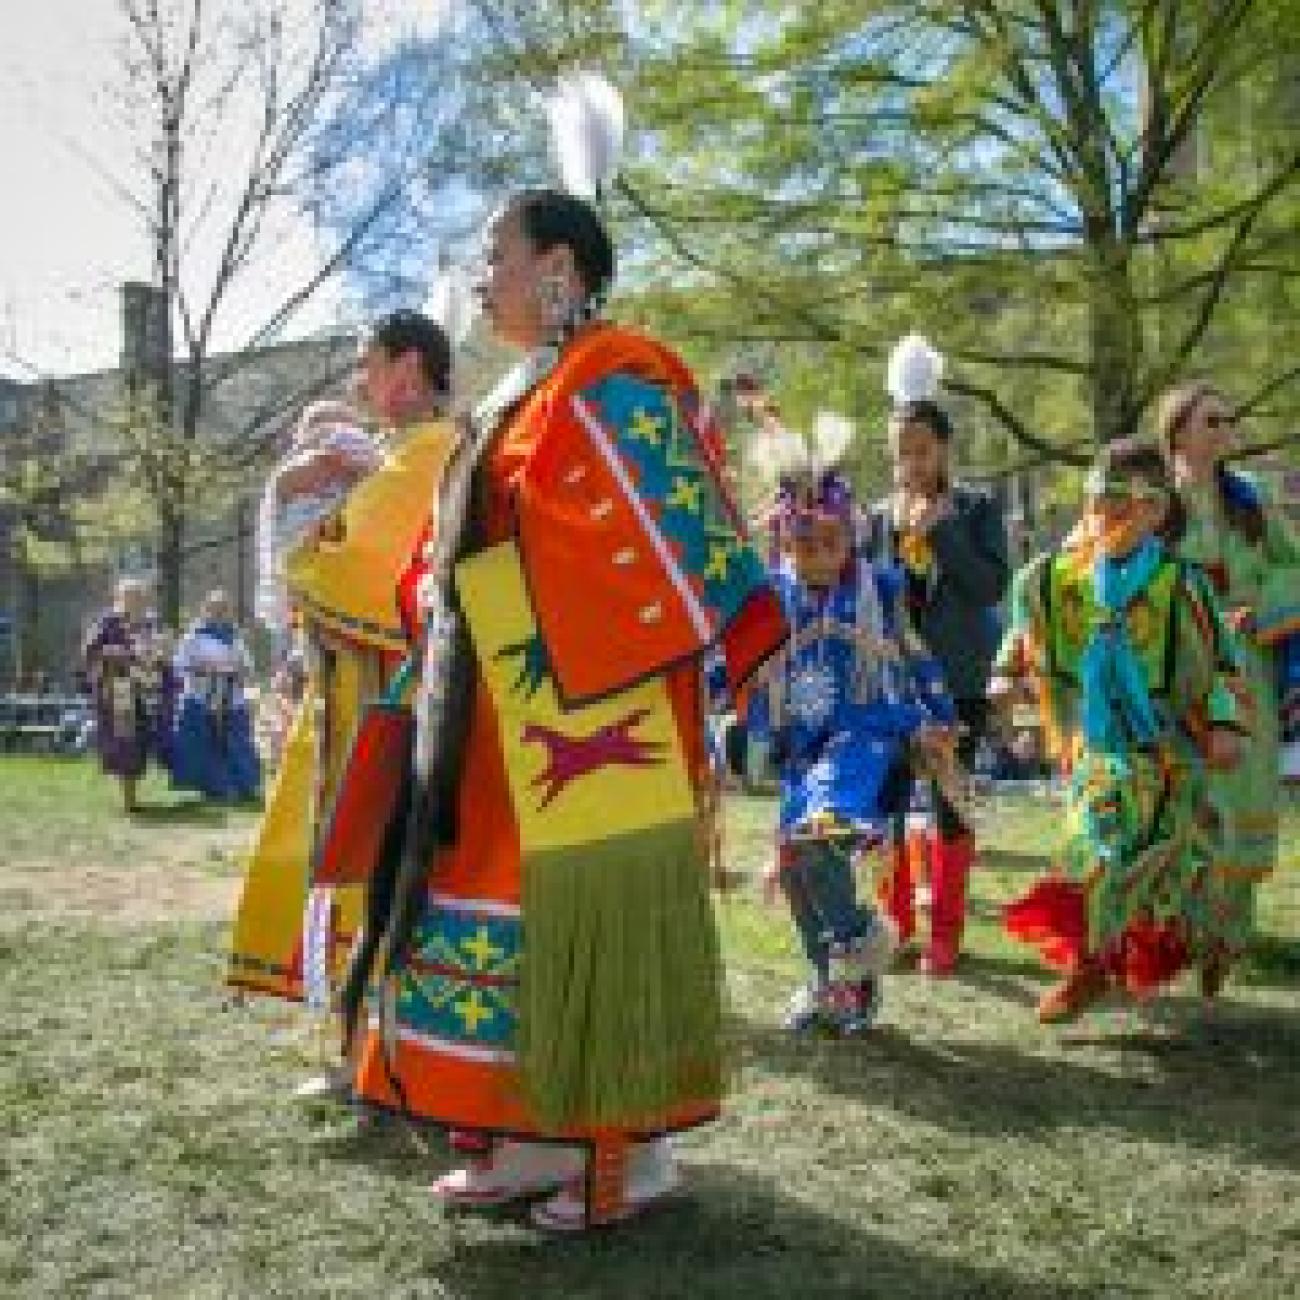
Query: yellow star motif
461 926 504 971
705 542 733 582
666 475 703 514
454 989 494 1035
628 408 664 446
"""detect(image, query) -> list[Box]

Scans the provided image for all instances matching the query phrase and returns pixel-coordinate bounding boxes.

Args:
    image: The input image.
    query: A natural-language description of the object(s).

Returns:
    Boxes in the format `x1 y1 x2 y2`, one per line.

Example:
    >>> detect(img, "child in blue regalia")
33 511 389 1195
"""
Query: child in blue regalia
742 413 963 1035
171 589 263 801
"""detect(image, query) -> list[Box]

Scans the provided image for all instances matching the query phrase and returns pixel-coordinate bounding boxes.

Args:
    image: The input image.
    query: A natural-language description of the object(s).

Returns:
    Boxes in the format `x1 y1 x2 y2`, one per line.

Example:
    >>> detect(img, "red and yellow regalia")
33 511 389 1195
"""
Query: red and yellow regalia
228 421 453 1002
353 323 784 1218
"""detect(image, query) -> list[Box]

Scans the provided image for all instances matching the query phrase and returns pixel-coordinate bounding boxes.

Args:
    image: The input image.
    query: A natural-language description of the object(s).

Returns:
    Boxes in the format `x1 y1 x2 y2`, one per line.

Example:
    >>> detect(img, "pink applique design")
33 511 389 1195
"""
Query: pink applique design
522 708 667 808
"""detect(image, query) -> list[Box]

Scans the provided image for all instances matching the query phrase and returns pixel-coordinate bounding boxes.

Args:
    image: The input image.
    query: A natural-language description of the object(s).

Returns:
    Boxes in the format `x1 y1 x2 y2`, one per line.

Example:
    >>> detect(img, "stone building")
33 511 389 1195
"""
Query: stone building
1 283 508 684
0 285 356 683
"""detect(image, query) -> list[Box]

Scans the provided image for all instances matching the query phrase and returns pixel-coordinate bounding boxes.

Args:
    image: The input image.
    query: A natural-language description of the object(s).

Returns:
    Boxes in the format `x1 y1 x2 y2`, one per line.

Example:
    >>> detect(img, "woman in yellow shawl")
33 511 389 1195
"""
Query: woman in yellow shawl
228 313 454 1092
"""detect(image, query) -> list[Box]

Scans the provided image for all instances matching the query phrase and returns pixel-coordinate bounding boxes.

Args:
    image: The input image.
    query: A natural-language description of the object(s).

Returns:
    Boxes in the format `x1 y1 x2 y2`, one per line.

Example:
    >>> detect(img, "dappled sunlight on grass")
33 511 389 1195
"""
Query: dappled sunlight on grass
1 757 1297 1297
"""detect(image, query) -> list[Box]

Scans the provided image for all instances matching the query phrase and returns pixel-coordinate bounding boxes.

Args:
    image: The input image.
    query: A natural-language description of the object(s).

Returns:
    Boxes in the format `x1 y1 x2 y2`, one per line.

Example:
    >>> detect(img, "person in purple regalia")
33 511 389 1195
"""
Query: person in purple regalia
81 576 177 812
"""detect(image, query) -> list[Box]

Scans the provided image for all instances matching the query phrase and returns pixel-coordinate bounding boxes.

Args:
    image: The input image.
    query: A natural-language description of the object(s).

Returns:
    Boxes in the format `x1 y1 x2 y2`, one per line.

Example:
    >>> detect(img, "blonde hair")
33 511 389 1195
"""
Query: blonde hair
1155 382 1222 457
1155 382 1262 544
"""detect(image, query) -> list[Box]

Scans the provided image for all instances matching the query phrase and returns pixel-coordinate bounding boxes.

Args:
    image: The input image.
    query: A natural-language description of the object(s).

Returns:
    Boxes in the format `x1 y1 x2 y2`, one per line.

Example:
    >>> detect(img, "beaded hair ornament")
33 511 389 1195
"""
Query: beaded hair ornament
749 410 857 554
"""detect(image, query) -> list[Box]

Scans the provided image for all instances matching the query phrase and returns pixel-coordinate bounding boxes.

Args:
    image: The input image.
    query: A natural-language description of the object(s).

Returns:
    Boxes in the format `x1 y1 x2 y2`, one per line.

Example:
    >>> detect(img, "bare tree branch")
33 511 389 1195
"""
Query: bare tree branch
943 373 1092 466
1127 0 1258 232
1140 152 1300 407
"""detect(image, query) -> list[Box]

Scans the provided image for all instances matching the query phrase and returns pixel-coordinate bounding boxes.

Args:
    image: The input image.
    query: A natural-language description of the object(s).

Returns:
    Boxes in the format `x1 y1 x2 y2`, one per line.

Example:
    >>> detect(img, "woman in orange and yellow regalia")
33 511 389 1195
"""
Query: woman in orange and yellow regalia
351 191 785 1231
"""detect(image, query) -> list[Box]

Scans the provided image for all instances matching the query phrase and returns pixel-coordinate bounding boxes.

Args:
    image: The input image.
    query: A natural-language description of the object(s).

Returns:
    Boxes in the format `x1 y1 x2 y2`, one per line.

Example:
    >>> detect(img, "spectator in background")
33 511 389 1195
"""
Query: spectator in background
170 589 262 801
81 576 176 812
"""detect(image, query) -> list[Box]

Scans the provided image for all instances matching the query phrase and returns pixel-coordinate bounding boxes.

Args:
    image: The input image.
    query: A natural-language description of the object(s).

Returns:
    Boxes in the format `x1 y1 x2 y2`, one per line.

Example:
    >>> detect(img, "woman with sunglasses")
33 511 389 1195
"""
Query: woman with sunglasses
1157 384 1300 997
992 440 1247 1022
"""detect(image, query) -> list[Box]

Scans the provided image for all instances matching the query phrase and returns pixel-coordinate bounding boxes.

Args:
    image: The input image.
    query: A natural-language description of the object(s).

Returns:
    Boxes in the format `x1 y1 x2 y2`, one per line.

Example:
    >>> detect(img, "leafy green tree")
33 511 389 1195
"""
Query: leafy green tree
367 0 1298 464
0 389 102 677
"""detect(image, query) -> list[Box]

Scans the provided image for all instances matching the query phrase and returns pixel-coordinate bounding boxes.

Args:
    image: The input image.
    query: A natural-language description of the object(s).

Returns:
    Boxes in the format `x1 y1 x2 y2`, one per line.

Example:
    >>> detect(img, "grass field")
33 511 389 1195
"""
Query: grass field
1 756 1297 1299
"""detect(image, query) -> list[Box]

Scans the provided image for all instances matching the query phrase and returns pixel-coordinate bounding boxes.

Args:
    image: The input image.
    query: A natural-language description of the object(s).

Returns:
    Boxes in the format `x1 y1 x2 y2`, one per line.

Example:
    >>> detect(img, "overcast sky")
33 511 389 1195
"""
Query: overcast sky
0 0 453 382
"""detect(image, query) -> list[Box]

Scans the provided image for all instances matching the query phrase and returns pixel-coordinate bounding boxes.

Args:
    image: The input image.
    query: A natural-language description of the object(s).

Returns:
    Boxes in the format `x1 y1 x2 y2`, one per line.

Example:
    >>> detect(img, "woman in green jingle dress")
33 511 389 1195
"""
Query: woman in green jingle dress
993 442 1247 1022
1157 384 1300 994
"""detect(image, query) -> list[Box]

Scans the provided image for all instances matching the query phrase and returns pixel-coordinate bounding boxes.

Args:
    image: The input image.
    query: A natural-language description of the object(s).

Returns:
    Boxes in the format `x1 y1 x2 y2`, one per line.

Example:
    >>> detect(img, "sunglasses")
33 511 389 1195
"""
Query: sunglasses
1203 411 1239 430
1083 471 1168 503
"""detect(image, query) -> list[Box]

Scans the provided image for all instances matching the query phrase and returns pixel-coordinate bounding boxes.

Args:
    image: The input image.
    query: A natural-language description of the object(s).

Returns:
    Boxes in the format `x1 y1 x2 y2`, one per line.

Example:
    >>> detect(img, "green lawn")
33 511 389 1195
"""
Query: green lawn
1 756 1297 1298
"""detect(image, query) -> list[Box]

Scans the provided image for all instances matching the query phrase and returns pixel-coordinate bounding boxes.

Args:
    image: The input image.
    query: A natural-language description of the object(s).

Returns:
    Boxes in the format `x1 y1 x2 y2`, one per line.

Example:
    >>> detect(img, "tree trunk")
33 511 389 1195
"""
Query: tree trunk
16 542 40 682
158 498 184 630
1085 234 1145 444
234 496 251 626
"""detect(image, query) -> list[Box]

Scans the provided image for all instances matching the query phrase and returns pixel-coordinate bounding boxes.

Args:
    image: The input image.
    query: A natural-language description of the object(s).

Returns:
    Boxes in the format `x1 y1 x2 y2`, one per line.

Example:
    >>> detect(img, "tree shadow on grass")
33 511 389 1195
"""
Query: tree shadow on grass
309 1133 1113 1300
129 800 235 827
431 1160 1110 1300
1232 934 1300 990
942 950 1051 1008
949 935 1300 999
733 1003 1300 1174
309 1116 1109 1296
1058 991 1300 1059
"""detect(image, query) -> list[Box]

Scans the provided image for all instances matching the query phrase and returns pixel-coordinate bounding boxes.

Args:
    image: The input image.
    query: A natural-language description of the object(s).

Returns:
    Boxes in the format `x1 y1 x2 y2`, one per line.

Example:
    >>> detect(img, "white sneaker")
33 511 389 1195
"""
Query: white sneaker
531 1138 681 1233
293 1066 352 1104
432 1139 582 1209
782 980 830 1034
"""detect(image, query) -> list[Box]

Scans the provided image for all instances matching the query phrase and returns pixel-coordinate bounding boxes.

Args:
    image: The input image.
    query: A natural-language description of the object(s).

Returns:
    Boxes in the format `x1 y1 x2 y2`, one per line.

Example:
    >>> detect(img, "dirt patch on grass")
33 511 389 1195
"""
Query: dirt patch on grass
0 859 242 928
0 820 252 929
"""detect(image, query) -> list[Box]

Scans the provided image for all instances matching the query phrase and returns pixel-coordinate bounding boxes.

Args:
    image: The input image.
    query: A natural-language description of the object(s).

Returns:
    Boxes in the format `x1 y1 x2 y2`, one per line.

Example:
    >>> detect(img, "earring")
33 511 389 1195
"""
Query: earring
537 276 570 327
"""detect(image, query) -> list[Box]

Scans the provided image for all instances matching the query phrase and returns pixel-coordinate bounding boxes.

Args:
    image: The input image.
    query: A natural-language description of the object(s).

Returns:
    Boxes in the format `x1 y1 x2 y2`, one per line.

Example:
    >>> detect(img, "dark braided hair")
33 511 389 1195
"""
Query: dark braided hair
514 189 616 309
368 309 452 397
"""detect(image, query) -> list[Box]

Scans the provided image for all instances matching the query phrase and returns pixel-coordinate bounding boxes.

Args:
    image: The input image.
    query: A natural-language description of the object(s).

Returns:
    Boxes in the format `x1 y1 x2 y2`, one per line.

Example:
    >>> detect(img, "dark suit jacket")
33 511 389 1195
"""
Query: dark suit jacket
862 484 1010 700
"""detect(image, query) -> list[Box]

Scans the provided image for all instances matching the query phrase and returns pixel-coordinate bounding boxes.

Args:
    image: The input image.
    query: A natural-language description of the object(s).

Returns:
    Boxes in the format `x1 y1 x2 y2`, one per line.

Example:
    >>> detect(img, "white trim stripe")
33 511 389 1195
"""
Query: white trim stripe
427 894 521 919
570 394 714 644
367 1016 516 1065
302 888 332 1012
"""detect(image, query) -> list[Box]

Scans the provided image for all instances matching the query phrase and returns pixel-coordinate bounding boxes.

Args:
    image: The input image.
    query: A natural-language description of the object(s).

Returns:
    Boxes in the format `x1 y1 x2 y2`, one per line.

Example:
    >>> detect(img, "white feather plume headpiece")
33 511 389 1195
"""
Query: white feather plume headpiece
810 410 854 473
747 420 807 481
748 409 856 484
545 71 626 199
424 261 477 350
886 333 945 406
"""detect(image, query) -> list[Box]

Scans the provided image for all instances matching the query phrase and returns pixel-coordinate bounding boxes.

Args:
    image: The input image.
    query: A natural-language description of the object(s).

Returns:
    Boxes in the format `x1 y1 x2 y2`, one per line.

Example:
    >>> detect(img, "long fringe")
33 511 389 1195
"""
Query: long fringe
517 819 725 1132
